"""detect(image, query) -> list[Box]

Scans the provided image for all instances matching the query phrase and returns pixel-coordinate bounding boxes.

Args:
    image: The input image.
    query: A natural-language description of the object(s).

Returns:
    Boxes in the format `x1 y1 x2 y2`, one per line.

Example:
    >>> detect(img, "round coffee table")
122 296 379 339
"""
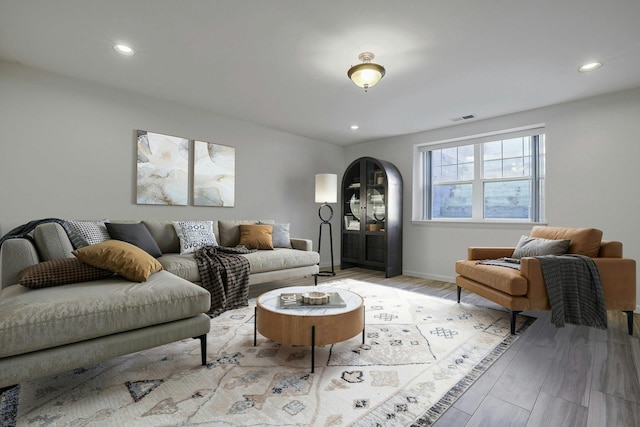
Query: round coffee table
254 286 365 372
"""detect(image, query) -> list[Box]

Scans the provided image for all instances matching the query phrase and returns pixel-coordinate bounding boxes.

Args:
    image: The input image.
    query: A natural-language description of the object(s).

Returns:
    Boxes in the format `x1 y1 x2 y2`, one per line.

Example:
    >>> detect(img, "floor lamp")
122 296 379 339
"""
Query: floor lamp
315 173 337 280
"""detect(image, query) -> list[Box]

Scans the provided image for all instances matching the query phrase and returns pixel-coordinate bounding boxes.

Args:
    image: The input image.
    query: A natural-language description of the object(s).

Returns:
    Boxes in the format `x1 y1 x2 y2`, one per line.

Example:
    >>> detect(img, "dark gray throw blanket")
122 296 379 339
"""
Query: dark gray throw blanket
194 245 257 317
0 218 83 249
537 254 607 330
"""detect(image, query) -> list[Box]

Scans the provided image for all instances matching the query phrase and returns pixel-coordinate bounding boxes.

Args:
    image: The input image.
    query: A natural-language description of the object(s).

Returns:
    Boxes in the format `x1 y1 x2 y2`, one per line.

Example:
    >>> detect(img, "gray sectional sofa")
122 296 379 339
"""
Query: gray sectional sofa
0 219 319 389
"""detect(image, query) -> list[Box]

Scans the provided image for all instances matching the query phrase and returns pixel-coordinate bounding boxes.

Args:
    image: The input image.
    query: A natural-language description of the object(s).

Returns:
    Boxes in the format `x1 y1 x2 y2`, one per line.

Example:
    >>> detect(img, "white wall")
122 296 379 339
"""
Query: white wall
0 60 344 266
346 88 640 310
2 59 638 309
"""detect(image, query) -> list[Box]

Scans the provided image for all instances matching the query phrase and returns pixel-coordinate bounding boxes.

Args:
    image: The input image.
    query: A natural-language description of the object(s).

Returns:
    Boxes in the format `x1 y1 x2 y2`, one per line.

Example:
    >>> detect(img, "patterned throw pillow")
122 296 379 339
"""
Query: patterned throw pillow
66 220 111 247
20 258 114 288
172 221 218 254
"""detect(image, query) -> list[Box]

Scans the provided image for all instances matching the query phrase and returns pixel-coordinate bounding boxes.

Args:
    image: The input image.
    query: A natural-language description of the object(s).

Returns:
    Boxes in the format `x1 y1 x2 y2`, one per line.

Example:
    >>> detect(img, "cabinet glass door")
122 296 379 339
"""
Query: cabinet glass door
365 161 385 232
343 160 362 231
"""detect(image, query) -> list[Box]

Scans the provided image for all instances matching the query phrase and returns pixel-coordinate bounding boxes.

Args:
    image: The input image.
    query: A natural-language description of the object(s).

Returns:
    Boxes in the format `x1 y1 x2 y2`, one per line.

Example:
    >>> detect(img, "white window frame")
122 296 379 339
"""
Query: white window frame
412 125 546 223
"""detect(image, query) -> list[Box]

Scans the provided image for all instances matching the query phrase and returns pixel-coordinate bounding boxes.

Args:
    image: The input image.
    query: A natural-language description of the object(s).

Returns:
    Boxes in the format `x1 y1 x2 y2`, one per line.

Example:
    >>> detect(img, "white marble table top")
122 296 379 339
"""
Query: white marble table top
256 286 363 316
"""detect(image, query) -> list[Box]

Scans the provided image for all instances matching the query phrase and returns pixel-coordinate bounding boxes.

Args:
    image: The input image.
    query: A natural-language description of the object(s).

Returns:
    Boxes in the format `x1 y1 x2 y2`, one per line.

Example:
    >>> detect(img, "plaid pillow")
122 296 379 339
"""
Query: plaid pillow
66 220 111 247
20 258 114 289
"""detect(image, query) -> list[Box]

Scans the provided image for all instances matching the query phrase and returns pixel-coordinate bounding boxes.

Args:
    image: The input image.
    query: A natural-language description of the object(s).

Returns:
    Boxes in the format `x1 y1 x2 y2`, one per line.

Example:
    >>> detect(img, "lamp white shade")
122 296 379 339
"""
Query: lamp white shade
315 174 337 203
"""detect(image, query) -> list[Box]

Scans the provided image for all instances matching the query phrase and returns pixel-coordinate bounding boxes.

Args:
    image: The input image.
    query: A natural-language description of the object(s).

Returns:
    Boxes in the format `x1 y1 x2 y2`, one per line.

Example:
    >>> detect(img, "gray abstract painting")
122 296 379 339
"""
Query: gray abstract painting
193 140 235 207
136 130 189 205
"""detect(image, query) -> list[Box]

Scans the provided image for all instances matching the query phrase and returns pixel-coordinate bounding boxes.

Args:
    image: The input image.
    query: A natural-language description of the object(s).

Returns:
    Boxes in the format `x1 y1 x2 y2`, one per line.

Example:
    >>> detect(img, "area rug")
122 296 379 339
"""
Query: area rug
0 279 533 427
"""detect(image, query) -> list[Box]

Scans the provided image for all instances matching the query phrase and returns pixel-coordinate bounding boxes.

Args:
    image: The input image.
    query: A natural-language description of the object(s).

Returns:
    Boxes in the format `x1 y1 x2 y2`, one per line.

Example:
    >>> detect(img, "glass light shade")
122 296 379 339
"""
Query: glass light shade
578 62 602 73
348 63 385 88
315 174 337 203
113 44 135 56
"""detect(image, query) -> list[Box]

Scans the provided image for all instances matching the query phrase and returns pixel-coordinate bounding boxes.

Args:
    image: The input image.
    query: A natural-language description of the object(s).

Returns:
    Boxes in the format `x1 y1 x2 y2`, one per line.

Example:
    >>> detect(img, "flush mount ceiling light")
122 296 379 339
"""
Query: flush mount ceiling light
113 44 135 56
578 61 602 73
347 52 386 92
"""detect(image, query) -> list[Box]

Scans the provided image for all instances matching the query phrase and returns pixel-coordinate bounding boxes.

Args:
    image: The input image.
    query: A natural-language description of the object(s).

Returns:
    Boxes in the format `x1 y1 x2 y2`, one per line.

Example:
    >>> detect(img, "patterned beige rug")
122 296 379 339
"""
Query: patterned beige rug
1 279 533 426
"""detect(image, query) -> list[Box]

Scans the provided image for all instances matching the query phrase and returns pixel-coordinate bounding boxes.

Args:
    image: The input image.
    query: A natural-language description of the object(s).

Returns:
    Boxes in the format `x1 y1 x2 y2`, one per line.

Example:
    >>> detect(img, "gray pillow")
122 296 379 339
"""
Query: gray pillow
271 223 292 248
512 235 571 259
105 222 163 257
259 221 291 248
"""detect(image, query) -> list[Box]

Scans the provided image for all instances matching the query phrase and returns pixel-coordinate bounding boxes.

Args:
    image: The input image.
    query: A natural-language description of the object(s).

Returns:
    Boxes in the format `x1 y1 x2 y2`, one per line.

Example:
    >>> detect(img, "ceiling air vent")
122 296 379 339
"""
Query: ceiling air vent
452 114 476 122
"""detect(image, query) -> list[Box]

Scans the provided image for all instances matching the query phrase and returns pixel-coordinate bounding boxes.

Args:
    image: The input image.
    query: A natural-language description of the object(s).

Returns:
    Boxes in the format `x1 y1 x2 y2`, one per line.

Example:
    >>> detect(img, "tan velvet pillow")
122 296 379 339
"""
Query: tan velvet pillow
238 224 274 250
530 226 603 258
73 240 163 282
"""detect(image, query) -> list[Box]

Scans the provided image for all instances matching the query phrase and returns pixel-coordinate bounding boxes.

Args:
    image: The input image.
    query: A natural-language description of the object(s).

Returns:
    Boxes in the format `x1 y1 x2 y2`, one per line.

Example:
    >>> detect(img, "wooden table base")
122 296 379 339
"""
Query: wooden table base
254 304 365 373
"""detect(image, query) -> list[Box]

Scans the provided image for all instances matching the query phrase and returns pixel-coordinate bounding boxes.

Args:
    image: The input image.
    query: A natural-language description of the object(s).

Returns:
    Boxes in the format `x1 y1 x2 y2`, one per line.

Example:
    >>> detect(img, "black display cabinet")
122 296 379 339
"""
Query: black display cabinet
341 157 402 277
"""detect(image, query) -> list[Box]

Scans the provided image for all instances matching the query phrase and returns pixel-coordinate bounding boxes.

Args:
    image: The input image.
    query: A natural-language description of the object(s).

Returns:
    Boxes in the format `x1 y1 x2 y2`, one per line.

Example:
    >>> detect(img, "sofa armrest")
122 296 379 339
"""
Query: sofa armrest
467 247 515 260
593 257 636 310
598 241 623 258
290 238 313 251
0 238 40 290
518 257 549 309
519 256 637 311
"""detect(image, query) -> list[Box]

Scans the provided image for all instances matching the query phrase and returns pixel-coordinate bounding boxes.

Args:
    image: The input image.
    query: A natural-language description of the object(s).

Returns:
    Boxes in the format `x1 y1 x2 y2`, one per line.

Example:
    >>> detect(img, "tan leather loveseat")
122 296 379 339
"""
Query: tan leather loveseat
455 226 636 334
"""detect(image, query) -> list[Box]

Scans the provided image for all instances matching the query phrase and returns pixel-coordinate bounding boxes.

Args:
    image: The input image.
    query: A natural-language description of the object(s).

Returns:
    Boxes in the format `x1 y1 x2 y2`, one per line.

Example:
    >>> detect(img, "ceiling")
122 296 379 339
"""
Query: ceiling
1 0 640 145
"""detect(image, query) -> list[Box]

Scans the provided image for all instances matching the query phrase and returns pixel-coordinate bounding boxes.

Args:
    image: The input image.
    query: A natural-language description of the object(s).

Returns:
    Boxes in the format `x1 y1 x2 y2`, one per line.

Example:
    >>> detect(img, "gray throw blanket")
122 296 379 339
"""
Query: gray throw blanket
194 245 256 317
0 218 84 249
537 254 607 329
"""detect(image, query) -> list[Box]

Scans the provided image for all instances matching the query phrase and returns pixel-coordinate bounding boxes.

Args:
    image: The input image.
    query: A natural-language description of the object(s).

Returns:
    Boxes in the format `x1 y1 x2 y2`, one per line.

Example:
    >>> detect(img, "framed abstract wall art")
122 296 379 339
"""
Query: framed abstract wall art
193 140 236 207
136 130 189 205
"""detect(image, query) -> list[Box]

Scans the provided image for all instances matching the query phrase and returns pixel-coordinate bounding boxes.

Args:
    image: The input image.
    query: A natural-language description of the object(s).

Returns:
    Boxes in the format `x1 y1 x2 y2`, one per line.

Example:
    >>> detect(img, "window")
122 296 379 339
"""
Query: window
418 127 545 222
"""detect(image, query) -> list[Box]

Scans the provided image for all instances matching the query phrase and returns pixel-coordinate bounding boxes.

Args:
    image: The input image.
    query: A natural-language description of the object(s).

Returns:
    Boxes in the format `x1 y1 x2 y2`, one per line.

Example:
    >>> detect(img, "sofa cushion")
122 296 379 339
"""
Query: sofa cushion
172 220 218 254
512 235 571 258
455 260 528 296
73 240 163 282
242 248 320 274
32 223 75 261
157 254 200 283
530 226 603 258
238 224 274 250
66 220 111 247
158 248 320 282
142 220 181 253
106 222 163 257
0 271 211 358
218 220 273 247
19 258 114 288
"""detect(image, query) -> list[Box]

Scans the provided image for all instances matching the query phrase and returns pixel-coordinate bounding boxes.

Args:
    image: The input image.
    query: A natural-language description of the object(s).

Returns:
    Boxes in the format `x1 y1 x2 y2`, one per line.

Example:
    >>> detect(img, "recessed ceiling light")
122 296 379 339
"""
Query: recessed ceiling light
578 62 602 73
113 44 135 56
350 125 359 130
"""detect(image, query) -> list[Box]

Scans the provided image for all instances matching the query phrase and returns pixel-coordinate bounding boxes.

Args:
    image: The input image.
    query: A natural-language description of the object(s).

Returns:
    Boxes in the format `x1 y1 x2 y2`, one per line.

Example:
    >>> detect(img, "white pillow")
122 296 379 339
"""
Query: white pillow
172 221 218 254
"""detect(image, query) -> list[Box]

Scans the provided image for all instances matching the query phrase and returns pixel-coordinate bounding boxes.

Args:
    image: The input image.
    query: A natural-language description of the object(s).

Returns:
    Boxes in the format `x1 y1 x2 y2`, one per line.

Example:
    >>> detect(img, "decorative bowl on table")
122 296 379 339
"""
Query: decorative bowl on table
301 291 331 305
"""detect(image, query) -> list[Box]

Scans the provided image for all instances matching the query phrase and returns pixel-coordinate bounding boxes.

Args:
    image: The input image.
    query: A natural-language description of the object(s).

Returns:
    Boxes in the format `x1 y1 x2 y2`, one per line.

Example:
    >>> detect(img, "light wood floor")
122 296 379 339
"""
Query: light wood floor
250 267 640 427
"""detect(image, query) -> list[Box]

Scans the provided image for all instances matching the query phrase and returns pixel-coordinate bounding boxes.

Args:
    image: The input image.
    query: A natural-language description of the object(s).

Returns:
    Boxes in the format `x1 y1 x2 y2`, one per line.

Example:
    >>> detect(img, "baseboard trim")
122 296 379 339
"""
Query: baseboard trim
402 270 456 284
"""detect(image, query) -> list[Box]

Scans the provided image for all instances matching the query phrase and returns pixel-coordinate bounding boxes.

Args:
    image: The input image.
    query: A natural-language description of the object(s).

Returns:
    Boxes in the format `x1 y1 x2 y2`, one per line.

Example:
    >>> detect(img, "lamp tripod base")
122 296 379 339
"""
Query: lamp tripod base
315 203 335 285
